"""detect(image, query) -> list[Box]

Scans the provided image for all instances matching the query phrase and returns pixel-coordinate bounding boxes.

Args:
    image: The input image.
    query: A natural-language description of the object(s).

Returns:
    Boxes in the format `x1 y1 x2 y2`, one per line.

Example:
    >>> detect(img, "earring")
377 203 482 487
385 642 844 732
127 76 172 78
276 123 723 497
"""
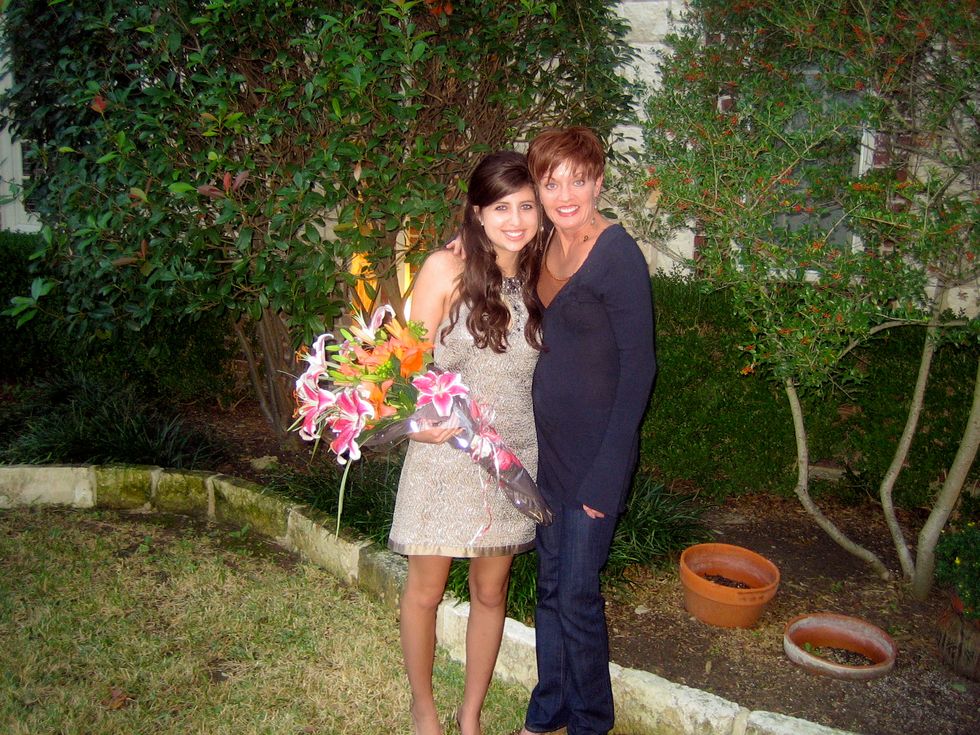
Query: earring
479 219 484 226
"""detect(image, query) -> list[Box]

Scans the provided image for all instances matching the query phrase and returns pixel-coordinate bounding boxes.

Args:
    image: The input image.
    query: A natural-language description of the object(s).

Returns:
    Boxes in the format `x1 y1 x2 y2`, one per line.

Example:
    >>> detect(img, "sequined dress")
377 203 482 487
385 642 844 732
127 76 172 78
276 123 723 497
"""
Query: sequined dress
388 278 538 557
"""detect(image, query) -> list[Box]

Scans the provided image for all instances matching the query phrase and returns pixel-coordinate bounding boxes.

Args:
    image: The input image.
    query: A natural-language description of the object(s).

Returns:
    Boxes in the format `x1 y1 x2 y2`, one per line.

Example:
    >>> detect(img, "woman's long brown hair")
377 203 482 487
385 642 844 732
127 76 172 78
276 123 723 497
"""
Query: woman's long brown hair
442 151 544 353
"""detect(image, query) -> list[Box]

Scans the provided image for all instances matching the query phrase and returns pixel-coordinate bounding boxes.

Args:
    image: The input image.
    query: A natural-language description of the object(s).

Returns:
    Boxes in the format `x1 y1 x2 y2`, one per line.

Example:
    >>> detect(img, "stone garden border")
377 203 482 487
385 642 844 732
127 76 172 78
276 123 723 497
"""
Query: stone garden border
0 464 852 735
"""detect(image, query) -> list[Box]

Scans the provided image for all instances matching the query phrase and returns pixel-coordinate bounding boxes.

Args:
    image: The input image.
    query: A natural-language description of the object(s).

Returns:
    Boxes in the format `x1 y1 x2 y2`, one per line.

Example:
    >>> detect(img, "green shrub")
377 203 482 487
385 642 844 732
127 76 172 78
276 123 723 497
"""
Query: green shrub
74 313 238 405
820 328 979 509
2 0 638 432
0 231 55 378
0 369 225 468
935 520 980 620
641 275 799 496
1 226 233 403
641 275 979 508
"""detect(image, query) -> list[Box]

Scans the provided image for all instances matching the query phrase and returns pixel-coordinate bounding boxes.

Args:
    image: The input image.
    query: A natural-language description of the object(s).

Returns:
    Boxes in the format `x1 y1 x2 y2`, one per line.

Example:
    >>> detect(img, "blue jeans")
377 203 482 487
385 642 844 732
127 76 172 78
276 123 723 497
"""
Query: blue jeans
525 503 618 735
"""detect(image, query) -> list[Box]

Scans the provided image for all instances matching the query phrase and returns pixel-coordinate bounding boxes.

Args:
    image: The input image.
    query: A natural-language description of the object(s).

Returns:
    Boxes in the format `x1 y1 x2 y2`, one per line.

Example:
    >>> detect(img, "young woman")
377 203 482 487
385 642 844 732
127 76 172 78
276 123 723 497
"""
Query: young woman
388 151 544 735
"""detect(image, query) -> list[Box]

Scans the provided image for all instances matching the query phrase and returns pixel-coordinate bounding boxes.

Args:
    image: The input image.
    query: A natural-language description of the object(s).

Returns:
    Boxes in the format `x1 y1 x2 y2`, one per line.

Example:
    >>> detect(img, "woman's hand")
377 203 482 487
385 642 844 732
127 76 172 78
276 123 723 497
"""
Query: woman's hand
583 504 606 519
409 427 461 444
444 234 465 258
409 421 463 445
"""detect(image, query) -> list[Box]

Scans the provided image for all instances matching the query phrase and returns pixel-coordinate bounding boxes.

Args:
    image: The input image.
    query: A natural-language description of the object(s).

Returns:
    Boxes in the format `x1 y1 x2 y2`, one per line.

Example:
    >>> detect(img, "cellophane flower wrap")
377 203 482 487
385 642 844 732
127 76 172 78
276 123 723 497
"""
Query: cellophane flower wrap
291 305 553 533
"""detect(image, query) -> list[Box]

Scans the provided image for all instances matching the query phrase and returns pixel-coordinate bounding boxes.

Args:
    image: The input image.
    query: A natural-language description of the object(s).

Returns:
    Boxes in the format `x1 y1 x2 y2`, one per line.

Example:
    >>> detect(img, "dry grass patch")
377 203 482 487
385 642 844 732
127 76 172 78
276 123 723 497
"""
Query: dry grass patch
0 507 528 735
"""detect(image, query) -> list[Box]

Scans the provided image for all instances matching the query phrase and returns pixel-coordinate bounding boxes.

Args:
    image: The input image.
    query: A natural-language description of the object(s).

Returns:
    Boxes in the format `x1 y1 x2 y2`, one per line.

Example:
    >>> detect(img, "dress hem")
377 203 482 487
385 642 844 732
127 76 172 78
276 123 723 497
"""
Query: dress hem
387 539 535 558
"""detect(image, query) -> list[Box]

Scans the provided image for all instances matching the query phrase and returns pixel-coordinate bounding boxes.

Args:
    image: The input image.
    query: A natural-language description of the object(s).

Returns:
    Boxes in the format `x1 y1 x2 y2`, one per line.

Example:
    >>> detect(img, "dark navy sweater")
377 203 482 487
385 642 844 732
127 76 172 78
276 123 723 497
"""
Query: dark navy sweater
532 224 657 516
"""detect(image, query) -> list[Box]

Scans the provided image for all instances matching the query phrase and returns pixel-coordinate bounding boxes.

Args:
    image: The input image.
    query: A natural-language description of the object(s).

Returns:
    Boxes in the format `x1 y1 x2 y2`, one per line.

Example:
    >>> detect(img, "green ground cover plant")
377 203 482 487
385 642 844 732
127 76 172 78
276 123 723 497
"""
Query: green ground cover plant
0 370 226 469
0 506 529 734
269 460 708 623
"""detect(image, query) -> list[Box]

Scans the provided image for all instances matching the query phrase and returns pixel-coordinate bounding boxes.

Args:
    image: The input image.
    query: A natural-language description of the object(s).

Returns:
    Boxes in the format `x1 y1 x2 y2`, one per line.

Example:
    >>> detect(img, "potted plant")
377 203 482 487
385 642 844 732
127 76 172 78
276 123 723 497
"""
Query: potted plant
678 543 779 628
935 521 980 680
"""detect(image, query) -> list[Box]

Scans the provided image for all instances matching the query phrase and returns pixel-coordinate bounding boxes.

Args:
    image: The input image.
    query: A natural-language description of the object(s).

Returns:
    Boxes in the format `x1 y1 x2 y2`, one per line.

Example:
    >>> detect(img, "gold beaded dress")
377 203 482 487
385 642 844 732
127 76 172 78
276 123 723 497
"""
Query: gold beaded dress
388 277 538 557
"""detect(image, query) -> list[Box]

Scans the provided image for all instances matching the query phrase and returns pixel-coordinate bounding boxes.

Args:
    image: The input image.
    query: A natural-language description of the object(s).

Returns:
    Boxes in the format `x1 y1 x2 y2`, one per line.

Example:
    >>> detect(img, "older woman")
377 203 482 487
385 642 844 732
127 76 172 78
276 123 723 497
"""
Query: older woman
518 127 656 735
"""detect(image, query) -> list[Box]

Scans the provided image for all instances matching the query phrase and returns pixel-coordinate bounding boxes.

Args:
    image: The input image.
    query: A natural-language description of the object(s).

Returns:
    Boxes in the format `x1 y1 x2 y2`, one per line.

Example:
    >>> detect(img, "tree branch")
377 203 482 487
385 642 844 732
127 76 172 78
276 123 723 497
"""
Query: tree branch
784 378 891 580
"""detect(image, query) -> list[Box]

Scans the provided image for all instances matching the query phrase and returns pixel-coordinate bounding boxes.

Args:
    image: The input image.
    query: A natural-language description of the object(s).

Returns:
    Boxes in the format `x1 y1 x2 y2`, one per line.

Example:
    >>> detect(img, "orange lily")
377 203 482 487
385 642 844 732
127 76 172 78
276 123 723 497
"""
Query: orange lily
360 379 397 421
352 341 393 372
386 321 433 378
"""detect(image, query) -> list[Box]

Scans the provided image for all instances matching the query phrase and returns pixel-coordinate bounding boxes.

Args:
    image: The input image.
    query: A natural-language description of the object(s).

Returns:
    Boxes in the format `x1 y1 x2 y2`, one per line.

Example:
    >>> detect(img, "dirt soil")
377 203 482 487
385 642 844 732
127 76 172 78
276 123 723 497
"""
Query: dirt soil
187 399 979 735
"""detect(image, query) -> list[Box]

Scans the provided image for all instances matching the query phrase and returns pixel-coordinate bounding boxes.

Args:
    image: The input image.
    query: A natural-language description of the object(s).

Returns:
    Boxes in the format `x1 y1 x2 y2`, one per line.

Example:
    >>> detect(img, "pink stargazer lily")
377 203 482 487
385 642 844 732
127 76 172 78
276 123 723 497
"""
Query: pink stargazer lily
294 373 337 441
299 333 333 382
412 370 469 417
349 304 395 345
328 388 375 464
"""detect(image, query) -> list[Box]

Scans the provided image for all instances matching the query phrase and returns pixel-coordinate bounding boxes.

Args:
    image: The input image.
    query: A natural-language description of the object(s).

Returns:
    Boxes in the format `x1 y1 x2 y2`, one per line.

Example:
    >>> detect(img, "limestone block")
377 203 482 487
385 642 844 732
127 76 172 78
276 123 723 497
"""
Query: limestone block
434 604 536 691
611 665 744 735
624 43 666 91
211 475 292 539
746 711 856 735
493 616 538 690
436 599 470 662
0 465 94 508
286 507 371 585
611 124 644 155
618 0 678 45
358 545 407 611
94 465 158 509
154 469 212 516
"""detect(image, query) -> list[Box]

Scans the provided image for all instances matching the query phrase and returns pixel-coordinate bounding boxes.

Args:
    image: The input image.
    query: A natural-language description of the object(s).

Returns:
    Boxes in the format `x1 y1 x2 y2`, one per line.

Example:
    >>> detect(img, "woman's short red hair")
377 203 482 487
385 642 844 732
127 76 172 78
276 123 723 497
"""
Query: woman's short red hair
527 126 606 183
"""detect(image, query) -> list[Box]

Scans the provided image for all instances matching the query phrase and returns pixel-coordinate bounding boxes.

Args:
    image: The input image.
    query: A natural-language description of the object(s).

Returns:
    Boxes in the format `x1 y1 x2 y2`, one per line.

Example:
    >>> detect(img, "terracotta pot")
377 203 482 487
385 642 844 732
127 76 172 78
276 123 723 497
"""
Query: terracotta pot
938 594 980 681
678 543 780 628
784 612 897 680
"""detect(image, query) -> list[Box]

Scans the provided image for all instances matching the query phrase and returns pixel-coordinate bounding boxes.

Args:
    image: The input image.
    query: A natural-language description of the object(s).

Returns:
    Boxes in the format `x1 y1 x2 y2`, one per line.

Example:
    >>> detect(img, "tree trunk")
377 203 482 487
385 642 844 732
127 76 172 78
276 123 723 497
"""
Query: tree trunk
255 308 299 440
879 323 938 579
784 378 891 579
232 310 298 443
233 316 278 433
911 355 980 600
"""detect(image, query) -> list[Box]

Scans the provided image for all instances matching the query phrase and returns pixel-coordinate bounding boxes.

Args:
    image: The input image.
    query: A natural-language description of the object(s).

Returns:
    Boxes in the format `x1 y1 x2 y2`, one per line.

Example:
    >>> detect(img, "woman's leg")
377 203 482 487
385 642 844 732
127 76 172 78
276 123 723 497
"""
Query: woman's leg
457 555 514 735
402 554 453 735
523 504 618 735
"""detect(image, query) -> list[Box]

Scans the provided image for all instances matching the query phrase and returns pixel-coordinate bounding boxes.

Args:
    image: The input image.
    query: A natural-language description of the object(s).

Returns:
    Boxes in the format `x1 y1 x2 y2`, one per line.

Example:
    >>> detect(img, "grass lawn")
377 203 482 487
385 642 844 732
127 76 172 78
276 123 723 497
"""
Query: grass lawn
0 506 528 735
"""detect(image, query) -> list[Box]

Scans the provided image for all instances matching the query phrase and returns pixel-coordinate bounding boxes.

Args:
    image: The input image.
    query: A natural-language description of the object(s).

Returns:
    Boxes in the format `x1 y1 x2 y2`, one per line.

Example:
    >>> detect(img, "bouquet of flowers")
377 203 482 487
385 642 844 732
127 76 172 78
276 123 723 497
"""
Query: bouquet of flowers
292 305 553 533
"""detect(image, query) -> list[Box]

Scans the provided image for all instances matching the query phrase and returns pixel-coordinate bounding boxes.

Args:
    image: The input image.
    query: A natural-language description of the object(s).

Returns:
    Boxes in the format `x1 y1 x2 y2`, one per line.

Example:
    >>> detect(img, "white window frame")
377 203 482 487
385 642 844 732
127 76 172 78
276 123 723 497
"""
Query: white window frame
0 59 41 233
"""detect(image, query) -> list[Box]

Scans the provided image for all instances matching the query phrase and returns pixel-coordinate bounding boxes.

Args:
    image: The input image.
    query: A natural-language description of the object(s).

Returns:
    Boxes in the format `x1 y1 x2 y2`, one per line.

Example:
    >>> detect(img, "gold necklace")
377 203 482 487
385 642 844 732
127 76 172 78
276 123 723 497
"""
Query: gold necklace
543 221 597 282
544 256 572 283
